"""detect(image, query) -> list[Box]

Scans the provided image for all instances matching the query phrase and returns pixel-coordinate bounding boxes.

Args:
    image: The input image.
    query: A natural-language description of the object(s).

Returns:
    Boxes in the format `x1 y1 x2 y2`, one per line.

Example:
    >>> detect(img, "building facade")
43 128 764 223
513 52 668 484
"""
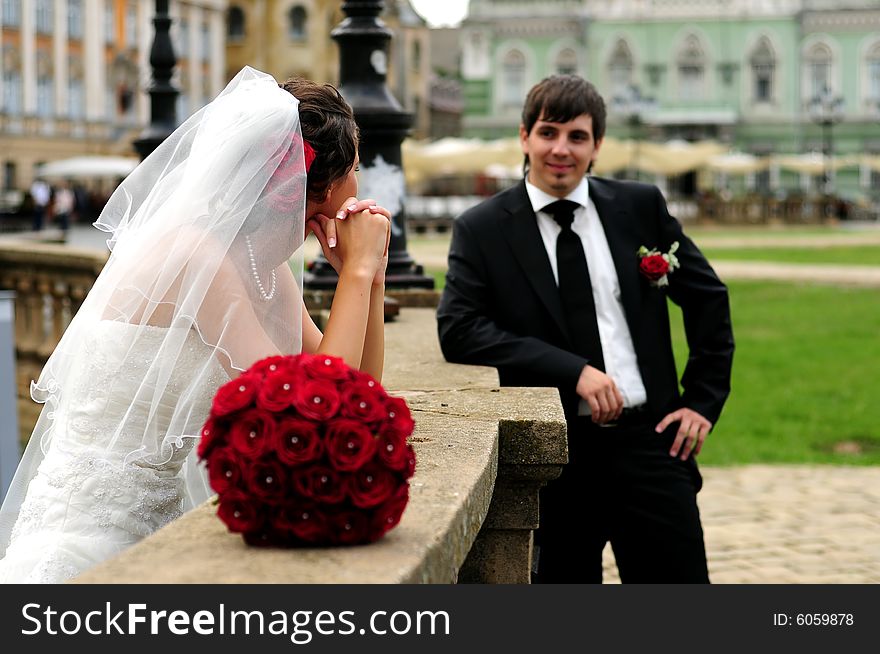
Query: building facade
0 0 228 195
224 0 433 137
461 0 880 201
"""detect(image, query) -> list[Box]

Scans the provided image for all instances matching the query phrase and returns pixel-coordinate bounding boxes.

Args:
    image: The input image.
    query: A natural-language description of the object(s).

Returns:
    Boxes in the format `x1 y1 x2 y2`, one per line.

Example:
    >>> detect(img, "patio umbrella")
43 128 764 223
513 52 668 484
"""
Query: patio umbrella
36 156 139 180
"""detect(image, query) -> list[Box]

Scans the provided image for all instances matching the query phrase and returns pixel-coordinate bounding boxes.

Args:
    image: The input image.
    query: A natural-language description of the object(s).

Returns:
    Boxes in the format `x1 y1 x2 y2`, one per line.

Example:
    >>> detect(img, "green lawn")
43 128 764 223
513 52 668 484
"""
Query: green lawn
426 272 880 465
702 245 880 266
669 281 880 466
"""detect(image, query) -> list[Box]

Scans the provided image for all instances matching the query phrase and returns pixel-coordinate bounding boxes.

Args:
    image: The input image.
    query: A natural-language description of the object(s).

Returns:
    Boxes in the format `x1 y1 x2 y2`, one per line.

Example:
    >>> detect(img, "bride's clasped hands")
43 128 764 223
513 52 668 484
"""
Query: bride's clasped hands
307 196 392 286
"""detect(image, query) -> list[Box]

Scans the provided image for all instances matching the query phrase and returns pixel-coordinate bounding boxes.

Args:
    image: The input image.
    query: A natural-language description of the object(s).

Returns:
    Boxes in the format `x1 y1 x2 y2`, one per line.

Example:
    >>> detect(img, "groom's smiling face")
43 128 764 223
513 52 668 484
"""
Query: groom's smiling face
520 113 602 198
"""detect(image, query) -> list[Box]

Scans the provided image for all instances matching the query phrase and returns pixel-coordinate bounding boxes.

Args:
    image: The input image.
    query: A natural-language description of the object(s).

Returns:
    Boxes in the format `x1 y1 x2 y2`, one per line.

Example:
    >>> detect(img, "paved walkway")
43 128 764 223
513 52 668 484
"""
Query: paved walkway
602 465 880 583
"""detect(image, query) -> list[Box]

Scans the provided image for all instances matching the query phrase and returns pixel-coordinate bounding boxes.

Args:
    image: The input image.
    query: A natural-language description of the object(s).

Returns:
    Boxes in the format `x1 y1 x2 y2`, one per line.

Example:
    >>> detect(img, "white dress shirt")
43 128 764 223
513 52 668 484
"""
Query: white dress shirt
525 178 648 414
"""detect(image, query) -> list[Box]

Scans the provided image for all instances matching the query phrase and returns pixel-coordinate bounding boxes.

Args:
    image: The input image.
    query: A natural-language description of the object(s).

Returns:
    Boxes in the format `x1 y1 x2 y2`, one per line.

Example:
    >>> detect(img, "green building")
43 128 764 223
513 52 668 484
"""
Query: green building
461 0 880 204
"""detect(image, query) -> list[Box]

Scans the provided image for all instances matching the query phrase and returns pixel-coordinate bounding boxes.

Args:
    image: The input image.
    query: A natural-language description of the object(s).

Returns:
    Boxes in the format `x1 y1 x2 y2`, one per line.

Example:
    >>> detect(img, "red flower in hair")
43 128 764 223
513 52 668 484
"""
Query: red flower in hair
302 140 317 172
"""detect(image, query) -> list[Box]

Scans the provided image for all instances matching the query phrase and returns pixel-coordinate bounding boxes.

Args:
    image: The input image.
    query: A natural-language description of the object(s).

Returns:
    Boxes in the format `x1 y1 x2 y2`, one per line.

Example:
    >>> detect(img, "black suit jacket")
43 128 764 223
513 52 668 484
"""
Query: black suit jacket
437 177 734 424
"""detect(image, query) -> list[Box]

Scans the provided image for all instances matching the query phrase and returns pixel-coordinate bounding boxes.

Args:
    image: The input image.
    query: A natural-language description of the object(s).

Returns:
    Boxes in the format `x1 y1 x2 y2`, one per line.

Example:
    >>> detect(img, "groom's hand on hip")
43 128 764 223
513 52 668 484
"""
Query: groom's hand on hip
576 365 624 424
656 408 713 460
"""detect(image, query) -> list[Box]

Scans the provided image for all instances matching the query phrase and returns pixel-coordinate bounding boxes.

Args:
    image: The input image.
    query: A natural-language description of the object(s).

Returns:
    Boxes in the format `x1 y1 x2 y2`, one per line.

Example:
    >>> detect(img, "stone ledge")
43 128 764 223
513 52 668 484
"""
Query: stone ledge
76 404 499 584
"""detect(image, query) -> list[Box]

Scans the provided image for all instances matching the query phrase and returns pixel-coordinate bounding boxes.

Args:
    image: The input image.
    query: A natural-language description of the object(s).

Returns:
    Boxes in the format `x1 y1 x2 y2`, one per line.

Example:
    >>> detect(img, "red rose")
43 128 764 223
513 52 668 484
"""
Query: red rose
229 408 276 457
274 503 327 543
325 419 377 471
249 355 295 379
351 369 386 396
211 373 260 417
376 431 409 471
246 456 288 503
217 489 264 533
293 378 342 421
381 396 415 439
369 485 409 541
274 417 323 466
347 463 396 508
301 354 353 382
326 509 370 545
639 254 669 281
206 445 243 494
256 368 299 412
340 381 388 424
292 464 346 504
197 416 228 460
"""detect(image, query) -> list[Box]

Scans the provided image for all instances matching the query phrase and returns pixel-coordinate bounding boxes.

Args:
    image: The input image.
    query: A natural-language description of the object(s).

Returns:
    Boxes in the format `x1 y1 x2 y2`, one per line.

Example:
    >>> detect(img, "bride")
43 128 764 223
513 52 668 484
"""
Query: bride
0 67 391 583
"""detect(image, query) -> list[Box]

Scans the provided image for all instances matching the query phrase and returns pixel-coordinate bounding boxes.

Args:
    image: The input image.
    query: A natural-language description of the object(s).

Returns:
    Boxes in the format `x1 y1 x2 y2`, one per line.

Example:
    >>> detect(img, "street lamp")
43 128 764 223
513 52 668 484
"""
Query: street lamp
306 0 433 291
133 0 178 161
612 84 656 182
807 86 844 197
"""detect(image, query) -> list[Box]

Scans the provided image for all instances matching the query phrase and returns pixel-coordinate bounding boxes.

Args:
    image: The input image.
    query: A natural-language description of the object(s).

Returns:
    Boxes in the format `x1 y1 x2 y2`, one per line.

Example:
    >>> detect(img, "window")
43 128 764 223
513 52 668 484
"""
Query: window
288 6 306 41
35 0 52 34
201 23 210 61
178 19 190 57
501 49 526 109
750 38 775 102
867 43 880 108
227 6 245 40
677 35 705 101
68 0 83 38
37 75 53 117
68 77 84 120
2 65 22 114
125 3 137 47
1 0 21 28
806 42 832 98
555 48 578 76
3 161 16 189
105 73 116 121
608 39 633 99
104 1 115 44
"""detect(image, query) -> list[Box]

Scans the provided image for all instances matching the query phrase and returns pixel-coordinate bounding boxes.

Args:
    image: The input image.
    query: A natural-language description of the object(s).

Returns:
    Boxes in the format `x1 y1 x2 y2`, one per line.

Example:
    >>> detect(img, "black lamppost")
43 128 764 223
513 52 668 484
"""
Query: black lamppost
305 0 433 290
807 86 844 197
613 84 656 182
133 0 178 161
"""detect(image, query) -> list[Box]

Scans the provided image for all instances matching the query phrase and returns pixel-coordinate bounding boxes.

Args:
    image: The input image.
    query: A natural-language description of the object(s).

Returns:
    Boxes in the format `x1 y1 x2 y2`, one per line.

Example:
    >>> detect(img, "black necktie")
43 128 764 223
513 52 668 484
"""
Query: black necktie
543 200 605 370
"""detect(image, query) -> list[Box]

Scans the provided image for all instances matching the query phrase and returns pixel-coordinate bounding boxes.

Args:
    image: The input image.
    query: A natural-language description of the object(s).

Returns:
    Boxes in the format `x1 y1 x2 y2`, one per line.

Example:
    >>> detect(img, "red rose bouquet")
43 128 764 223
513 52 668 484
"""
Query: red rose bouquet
198 353 416 546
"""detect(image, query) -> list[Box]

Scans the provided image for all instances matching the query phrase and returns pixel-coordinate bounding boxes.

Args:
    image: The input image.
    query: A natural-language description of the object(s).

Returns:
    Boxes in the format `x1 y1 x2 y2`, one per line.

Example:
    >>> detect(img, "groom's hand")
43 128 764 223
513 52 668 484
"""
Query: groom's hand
656 408 713 460
576 365 624 424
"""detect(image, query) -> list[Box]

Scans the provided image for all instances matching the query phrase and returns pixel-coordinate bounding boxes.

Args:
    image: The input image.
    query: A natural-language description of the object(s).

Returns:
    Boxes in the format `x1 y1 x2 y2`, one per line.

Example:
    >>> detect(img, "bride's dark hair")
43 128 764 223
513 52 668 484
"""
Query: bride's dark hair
279 78 359 203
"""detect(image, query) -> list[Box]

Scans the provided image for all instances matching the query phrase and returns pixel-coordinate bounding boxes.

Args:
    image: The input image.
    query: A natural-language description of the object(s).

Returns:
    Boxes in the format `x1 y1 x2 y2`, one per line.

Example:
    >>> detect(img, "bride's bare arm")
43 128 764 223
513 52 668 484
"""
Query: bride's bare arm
303 205 389 377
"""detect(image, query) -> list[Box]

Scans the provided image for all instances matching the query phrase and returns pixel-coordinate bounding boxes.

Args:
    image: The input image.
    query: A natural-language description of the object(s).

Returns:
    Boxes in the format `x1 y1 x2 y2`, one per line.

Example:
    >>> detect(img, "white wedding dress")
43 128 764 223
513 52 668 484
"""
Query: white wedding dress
0 322 229 583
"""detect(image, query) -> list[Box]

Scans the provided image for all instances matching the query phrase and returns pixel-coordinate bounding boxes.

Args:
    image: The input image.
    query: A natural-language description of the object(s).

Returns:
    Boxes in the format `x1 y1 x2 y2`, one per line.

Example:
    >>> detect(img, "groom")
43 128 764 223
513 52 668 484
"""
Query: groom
437 75 734 583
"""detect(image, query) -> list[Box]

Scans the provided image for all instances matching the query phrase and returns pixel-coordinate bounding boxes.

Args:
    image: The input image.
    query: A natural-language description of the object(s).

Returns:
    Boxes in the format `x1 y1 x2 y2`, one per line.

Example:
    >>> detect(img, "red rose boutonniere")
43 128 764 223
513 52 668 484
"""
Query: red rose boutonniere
637 241 680 288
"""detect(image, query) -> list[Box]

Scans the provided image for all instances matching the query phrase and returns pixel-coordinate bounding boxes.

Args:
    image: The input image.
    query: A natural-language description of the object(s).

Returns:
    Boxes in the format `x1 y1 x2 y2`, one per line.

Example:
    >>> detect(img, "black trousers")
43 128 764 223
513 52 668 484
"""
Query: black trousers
533 413 709 584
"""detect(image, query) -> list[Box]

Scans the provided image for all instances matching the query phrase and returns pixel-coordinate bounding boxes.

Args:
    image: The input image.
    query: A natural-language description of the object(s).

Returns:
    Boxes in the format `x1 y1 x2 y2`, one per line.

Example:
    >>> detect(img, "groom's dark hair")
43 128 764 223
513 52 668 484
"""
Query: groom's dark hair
520 75 606 174
280 78 360 203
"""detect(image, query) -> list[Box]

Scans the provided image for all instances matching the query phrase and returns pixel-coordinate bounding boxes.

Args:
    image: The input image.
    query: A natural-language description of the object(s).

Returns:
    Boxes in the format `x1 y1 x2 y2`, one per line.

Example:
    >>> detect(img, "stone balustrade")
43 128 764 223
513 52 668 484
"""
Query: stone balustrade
0 240 107 445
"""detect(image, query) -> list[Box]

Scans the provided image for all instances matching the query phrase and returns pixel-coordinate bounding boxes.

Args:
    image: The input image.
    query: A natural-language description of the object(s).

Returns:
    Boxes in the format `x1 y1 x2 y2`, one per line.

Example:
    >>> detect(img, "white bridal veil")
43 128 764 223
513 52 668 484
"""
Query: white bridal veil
0 67 309 554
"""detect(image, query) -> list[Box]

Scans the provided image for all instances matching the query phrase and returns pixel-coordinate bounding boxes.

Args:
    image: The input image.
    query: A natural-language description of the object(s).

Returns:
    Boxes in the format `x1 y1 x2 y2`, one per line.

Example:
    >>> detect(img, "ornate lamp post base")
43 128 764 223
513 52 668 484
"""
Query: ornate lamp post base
305 0 434 292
